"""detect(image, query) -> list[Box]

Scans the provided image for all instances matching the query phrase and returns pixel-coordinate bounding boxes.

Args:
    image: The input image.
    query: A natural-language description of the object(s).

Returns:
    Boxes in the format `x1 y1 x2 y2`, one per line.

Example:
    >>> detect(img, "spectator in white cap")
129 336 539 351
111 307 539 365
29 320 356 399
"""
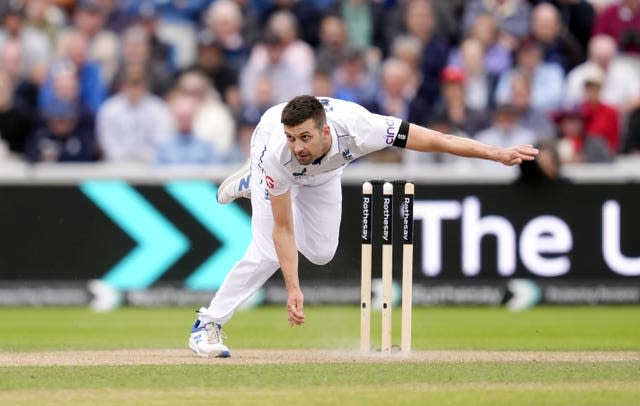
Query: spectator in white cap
578 64 621 154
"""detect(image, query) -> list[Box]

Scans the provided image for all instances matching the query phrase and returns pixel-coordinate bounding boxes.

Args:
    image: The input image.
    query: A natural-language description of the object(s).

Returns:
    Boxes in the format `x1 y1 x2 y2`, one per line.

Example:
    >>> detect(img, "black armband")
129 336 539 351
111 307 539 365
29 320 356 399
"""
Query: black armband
392 120 410 148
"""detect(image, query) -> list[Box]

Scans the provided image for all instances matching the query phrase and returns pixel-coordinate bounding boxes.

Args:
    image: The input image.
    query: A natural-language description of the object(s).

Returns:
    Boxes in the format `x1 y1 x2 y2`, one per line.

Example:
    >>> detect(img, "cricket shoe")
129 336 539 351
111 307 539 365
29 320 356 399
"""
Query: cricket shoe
217 159 251 204
189 318 231 358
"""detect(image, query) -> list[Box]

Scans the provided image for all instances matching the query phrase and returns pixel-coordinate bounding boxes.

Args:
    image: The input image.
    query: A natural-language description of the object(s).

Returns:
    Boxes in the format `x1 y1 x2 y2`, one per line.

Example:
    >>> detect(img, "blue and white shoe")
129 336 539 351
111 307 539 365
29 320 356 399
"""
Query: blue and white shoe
216 159 251 204
189 318 231 358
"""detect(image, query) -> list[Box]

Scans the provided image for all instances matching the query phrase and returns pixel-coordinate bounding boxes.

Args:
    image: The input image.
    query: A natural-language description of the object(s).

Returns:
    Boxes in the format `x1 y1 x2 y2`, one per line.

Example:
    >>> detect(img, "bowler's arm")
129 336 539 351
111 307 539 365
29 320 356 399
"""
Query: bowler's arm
405 124 539 165
270 190 305 325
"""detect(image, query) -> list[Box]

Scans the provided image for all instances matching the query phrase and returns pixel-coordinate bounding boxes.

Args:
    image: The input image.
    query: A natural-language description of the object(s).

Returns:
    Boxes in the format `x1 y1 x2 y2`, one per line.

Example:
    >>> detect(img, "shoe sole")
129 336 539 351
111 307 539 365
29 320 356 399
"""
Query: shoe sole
217 160 251 204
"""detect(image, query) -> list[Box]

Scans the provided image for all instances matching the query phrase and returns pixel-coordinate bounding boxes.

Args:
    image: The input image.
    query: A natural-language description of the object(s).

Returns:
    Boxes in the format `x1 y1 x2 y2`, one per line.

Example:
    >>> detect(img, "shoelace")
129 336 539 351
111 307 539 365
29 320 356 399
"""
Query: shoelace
205 323 227 344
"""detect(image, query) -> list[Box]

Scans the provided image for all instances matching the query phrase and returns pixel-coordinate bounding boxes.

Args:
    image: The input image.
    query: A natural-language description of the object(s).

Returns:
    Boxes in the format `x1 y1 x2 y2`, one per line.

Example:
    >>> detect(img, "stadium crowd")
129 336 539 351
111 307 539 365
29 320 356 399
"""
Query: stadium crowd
0 0 639 166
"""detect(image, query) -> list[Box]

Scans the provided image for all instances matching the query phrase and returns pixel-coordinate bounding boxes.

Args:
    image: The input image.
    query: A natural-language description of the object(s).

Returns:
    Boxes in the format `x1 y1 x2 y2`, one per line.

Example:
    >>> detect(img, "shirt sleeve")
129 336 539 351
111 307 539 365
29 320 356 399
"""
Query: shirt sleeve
342 102 408 153
263 150 291 197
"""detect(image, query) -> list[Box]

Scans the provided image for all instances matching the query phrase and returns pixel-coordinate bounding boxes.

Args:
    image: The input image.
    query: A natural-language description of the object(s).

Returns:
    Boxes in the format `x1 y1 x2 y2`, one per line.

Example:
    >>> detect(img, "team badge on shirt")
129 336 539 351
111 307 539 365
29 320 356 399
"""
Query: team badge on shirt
265 175 275 189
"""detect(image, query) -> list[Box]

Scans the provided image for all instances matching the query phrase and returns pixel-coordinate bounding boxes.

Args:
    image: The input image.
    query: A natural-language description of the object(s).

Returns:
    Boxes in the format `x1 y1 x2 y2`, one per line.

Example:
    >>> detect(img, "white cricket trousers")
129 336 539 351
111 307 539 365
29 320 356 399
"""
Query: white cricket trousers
198 151 343 326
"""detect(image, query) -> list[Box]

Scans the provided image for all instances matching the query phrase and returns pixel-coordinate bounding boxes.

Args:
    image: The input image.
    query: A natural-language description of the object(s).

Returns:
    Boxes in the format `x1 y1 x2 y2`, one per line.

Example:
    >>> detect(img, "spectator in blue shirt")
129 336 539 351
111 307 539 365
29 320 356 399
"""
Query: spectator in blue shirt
494 37 565 113
156 93 217 165
39 31 106 116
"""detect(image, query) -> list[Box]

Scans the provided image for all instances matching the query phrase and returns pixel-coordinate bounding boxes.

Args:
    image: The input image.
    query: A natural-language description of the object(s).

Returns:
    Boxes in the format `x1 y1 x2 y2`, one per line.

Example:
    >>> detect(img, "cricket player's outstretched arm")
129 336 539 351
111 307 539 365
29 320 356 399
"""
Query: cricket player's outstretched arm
270 190 305 326
405 123 539 165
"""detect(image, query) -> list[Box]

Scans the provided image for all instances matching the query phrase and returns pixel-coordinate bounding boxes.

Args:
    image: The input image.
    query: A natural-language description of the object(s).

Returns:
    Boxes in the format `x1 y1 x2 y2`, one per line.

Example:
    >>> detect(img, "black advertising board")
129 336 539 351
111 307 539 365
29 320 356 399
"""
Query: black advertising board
0 181 638 306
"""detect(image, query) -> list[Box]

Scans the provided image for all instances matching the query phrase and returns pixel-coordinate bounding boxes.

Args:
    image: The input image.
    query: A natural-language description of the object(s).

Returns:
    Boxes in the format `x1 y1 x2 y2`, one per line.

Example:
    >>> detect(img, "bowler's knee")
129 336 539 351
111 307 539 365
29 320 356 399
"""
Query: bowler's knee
302 246 337 265
305 252 334 265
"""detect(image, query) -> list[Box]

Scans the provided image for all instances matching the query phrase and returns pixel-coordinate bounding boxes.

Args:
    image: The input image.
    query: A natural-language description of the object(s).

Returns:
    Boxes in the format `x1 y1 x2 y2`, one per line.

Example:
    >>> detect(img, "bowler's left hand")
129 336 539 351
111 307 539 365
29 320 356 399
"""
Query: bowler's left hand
496 144 539 166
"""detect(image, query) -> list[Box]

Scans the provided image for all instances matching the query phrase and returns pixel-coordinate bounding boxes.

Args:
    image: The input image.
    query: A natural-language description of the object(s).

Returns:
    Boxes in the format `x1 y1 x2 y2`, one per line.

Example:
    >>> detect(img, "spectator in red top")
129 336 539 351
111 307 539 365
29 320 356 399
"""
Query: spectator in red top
580 65 620 154
554 106 587 163
553 106 613 163
592 0 640 54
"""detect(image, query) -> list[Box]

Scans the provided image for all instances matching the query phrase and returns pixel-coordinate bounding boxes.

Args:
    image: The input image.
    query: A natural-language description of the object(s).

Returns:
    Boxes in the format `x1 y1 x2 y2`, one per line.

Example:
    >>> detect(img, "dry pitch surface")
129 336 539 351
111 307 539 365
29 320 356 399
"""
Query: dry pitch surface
2 350 639 366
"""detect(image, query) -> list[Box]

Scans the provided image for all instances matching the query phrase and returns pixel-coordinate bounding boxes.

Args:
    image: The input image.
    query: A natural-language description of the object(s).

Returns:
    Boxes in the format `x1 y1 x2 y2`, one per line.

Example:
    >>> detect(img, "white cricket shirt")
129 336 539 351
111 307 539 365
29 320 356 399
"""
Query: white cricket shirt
257 97 407 196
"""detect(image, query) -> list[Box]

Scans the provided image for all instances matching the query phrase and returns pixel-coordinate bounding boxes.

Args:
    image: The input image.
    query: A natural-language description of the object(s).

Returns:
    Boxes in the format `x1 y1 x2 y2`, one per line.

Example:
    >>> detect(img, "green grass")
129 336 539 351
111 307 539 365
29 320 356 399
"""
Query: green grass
1 306 638 351
2 362 639 389
0 306 639 405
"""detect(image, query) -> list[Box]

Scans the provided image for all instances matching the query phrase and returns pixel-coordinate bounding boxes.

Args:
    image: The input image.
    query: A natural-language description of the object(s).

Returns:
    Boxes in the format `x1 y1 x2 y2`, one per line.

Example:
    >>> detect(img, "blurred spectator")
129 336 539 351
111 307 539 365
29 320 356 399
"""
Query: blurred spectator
530 0 595 55
589 0 619 14
155 94 217 165
403 0 446 66
42 30 106 114
54 0 75 14
554 106 613 163
240 29 312 107
265 10 315 80
455 38 493 111
494 38 565 113
37 60 95 125
622 105 640 153
0 1 52 80
579 65 620 154
93 0 137 34
111 25 173 97
429 66 490 138
315 14 350 76
367 58 416 163
312 70 335 98
514 137 570 185
96 66 171 162
385 0 459 47
174 69 238 161
404 0 450 124
592 0 640 54
203 0 250 72
564 34 640 113
463 0 531 44
389 35 422 100
554 106 586 162
530 2 584 72
371 58 413 119
330 0 386 53
134 1 176 72
509 71 556 138
0 0 632 169
155 0 216 26
1 38 39 113
152 0 214 68
57 0 120 86
0 69 31 158
154 0 213 26
331 47 377 107
185 30 240 114
449 13 512 79
26 99 96 162
24 0 67 45
259 0 322 47
474 103 538 167
235 119 255 160
240 73 275 125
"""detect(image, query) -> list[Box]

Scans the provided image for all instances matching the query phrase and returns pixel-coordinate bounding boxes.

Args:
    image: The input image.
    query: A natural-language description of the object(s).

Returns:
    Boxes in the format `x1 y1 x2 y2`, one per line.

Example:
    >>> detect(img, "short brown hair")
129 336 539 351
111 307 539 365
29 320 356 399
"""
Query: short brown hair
281 95 326 130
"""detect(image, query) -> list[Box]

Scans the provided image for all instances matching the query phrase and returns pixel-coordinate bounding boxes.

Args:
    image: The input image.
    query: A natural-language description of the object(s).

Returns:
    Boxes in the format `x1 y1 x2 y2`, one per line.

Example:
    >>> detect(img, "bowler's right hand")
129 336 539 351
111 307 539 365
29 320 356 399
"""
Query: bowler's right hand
287 288 305 326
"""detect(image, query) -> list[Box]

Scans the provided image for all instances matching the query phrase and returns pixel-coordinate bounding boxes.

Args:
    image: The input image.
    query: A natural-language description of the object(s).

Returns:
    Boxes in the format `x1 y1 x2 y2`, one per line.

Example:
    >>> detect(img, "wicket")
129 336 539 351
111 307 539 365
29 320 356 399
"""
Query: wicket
360 180 414 353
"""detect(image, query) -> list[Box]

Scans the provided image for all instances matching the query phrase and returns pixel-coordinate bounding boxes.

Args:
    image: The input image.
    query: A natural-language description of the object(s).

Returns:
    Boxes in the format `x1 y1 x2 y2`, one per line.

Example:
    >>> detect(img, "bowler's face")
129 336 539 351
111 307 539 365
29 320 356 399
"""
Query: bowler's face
284 118 331 165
